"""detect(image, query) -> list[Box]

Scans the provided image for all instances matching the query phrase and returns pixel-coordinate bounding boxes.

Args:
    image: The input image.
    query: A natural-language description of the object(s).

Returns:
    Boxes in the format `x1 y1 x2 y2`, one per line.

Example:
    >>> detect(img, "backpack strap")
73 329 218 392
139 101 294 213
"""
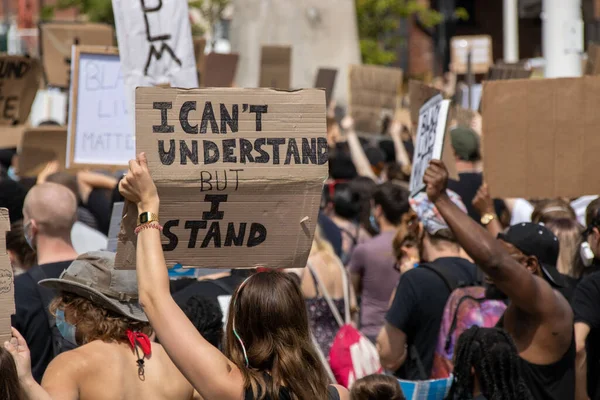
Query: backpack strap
307 258 350 327
418 263 459 293
409 344 428 381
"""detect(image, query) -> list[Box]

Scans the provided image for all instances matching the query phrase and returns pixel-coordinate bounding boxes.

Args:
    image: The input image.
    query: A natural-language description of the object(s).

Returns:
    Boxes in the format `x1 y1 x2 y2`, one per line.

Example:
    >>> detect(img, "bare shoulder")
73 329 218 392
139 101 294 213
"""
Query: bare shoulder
332 384 349 400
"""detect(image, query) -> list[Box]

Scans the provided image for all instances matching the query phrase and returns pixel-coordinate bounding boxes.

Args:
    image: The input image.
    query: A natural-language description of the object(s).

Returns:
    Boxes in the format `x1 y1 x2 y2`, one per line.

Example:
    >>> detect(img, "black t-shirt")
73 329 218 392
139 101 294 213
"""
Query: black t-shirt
447 172 504 223
572 271 600 399
385 257 478 380
11 261 72 382
172 275 246 308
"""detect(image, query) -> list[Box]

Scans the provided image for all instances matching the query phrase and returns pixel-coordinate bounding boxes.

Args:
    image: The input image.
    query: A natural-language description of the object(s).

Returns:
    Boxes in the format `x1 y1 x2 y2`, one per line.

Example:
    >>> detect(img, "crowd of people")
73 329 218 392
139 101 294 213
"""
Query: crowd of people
0 90 599 400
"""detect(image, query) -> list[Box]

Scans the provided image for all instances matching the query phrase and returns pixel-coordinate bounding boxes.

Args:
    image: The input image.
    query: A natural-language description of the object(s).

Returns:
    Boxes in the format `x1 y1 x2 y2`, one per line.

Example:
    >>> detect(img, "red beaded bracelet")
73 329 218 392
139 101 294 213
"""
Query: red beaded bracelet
134 222 163 235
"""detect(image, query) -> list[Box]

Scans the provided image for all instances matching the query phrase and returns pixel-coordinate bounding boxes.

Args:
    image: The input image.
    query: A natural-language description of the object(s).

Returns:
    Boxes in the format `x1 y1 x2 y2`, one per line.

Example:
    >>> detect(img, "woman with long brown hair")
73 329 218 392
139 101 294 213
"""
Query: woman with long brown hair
119 153 347 400
0 346 24 400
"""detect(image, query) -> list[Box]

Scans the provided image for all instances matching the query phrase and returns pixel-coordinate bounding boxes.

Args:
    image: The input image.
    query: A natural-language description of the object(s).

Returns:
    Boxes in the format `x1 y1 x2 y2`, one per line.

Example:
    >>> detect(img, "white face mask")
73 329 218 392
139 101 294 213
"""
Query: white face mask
23 221 35 250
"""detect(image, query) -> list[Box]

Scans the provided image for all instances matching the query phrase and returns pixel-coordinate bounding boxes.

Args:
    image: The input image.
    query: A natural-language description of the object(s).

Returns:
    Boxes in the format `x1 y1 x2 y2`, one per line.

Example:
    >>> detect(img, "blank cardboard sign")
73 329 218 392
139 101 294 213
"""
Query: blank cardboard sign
39 22 114 88
0 126 26 149
204 53 239 87
115 87 328 269
259 45 292 89
314 68 337 106
0 56 41 126
18 127 67 177
0 209 13 345
450 35 493 75
483 76 600 199
349 65 403 134
409 80 442 126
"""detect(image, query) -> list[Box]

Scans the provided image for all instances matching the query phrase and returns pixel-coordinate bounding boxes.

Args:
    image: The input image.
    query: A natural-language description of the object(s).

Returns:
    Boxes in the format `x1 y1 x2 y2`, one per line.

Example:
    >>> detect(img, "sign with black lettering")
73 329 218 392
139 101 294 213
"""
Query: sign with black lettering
0 208 13 344
67 46 133 168
409 94 451 198
115 87 328 269
112 0 198 131
39 22 114 88
0 55 41 126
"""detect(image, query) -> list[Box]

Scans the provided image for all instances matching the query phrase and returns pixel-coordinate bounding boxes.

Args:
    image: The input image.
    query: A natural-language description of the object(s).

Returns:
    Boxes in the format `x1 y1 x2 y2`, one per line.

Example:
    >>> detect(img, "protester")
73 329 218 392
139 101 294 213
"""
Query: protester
391 210 419 275
119 153 348 400
581 197 600 275
544 218 585 279
0 178 27 223
348 177 378 237
6 221 36 276
12 182 79 382
377 191 478 380
0 345 23 400
302 228 357 357
423 160 575 400
531 199 577 225
446 326 533 400
6 251 202 400
348 182 409 342
182 294 224 349
350 374 405 400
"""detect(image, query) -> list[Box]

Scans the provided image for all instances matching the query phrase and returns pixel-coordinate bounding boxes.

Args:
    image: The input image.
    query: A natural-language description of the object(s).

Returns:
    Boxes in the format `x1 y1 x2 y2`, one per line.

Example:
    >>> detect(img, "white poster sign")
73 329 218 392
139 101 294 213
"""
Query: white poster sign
409 94 450 197
112 0 198 131
67 46 133 167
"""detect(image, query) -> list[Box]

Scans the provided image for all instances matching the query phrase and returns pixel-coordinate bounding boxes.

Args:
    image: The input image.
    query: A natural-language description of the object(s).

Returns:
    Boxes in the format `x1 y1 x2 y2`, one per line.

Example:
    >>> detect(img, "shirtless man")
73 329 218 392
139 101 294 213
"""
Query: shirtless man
6 251 201 400
422 160 575 400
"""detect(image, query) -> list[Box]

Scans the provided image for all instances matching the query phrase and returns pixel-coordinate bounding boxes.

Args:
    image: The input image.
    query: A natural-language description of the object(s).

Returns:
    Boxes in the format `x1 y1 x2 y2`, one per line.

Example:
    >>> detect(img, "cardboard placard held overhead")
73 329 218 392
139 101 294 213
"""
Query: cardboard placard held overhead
408 80 442 126
194 37 207 84
314 68 337 106
585 43 600 75
409 95 452 197
487 63 532 80
39 22 114 88
0 56 41 126
18 126 67 177
203 53 239 87
67 46 133 168
0 126 26 149
450 35 493 75
483 76 600 198
115 87 328 269
348 65 403 134
112 0 198 133
107 202 125 253
0 209 13 345
259 45 292 89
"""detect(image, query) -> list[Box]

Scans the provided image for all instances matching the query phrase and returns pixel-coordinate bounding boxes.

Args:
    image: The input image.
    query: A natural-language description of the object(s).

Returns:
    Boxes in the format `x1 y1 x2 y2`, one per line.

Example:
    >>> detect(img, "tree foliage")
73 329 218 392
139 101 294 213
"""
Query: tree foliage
42 0 115 25
356 0 467 65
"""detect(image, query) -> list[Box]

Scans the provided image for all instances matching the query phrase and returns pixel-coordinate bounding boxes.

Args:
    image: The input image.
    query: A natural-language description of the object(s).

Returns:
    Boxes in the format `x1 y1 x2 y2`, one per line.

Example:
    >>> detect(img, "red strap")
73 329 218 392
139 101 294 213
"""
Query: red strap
126 330 152 357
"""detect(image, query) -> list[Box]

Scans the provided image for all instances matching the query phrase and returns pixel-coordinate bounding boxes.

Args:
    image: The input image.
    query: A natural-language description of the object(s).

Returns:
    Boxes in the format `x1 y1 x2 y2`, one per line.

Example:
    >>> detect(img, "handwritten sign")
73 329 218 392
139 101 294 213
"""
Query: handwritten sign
409 94 451 197
67 46 133 168
115 87 328 269
0 55 41 126
112 0 198 132
0 209 13 344
39 22 114 88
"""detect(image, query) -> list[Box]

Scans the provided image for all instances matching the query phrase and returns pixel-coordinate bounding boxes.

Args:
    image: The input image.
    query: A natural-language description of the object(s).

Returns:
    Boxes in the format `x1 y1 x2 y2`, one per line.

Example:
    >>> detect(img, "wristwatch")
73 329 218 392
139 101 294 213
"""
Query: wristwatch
138 212 159 226
480 213 496 226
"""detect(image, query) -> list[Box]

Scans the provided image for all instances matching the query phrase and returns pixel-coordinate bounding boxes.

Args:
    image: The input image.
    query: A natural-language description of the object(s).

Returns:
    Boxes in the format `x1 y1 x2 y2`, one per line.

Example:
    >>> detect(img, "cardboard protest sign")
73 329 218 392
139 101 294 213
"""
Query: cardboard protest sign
450 35 493 75
408 80 442 126
67 46 133 168
0 126 26 149
349 65 403 134
482 76 600 198
18 126 67 177
194 38 207 85
259 45 292 89
585 43 600 75
0 56 41 126
39 22 114 88
107 202 124 253
112 0 198 133
314 68 337 106
115 87 328 269
487 63 532 80
0 209 13 345
203 53 239 88
409 94 451 197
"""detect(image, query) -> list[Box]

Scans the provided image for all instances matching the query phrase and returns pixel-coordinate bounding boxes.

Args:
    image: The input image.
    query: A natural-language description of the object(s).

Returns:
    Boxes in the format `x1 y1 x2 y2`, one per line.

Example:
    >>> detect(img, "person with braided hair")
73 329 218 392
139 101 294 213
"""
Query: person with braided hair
447 326 533 400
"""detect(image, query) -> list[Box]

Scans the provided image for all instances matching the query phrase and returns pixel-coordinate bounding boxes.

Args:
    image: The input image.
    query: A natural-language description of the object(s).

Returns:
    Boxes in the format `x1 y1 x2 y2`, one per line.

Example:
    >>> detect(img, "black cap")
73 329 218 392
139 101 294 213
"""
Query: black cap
497 222 565 288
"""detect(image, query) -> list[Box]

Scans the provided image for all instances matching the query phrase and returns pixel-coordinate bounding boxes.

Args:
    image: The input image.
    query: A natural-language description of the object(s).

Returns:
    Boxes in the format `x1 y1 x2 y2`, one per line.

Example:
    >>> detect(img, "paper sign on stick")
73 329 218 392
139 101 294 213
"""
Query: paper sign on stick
204 53 239 88
349 65 403 134
0 55 41 126
409 94 451 198
483 76 600 198
450 35 493 75
0 209 13 345
314 68 337 106
18 127 67 177
39 22 114 88
112 0 199 132
115 87 328 269
66 46 133 168
408 80 441 128
259 45 292 89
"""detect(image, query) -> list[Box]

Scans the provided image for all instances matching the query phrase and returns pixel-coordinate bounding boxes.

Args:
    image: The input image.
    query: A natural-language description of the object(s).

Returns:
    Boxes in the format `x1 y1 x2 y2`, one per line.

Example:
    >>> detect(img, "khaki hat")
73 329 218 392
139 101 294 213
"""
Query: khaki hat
39 251 148 322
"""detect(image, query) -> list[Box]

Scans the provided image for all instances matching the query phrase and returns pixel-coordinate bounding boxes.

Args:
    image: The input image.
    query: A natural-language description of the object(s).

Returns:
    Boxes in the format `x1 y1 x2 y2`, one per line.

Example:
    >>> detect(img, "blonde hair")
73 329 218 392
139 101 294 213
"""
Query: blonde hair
544 218 584 278
311 227 337 259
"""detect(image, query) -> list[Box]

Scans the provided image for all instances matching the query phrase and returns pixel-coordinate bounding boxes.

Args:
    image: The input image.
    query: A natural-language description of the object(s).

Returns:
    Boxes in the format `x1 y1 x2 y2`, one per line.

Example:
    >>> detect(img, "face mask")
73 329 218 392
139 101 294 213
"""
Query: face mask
56 309 78 346
369 210 380 234
23 221 34 250
7 166 18 181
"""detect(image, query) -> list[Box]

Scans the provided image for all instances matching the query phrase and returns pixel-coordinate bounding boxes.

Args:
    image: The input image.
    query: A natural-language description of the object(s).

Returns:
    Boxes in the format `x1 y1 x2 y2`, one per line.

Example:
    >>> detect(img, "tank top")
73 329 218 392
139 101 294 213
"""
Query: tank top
497 316 576 400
